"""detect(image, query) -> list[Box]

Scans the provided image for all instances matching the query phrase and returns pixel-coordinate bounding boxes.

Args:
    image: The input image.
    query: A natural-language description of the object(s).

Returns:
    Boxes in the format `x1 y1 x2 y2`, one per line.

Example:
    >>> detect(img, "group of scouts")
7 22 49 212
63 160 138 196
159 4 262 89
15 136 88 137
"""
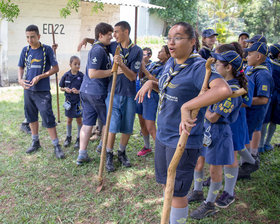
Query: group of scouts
18 21 279 223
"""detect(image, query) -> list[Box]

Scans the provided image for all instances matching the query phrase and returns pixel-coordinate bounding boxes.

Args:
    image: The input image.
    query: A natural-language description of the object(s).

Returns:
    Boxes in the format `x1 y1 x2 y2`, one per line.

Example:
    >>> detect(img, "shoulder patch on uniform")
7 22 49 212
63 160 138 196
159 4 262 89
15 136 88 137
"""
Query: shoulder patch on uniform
134 61 141 70
262 85 268 91
92 57 97 64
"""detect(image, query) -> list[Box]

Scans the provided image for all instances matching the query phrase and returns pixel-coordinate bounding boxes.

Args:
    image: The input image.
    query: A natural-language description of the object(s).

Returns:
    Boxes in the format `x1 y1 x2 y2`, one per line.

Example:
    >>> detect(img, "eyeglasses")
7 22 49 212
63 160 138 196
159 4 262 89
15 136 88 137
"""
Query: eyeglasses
143 53 151 56
167 37 189 43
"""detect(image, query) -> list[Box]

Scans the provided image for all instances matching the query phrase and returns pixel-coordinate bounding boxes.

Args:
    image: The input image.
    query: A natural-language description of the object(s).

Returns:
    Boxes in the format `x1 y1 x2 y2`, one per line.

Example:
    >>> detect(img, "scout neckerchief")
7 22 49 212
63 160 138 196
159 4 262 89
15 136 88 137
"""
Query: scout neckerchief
202 45 213 52
93 40 112 68
158 53 200 113
24 42 46 79
141 61 164 85
246 64 268 76
119 39 134 65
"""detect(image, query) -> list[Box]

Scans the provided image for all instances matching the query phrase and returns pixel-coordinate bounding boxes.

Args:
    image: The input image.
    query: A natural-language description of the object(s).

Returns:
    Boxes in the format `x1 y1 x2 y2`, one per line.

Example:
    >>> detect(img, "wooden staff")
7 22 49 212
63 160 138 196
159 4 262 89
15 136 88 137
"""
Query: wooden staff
51 24 60 123
160 58 247 223
96 45 121 193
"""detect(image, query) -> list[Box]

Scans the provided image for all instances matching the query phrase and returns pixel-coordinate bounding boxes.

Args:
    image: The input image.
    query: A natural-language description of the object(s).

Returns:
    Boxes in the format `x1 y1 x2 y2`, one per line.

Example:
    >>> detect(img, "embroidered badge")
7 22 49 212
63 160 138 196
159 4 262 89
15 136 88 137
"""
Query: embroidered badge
134 61 141 70
262 85 267 91
92 57 97 64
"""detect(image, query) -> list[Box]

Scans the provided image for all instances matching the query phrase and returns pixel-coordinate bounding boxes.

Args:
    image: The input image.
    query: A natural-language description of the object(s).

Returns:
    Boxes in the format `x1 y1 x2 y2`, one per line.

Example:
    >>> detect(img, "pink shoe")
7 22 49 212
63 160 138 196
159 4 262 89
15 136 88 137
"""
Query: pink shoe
137 147 152 156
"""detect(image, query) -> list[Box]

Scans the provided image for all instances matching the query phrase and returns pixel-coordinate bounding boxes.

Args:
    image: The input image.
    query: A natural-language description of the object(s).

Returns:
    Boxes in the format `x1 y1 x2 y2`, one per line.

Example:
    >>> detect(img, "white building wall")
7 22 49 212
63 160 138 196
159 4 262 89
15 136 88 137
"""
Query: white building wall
0 20 9 86
6 0 120 84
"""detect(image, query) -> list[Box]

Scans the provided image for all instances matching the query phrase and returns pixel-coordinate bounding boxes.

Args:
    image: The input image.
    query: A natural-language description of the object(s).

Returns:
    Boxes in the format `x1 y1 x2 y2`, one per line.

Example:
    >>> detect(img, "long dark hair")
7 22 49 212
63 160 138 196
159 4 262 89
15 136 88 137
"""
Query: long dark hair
216 42 248 96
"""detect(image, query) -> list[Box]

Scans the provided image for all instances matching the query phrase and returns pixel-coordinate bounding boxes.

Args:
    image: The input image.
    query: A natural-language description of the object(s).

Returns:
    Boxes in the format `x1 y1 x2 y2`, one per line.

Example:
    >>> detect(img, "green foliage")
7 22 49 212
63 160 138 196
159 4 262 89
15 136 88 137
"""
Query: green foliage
149 0 198 35
0 0 20 22
241 0 280 43
59 0 104 18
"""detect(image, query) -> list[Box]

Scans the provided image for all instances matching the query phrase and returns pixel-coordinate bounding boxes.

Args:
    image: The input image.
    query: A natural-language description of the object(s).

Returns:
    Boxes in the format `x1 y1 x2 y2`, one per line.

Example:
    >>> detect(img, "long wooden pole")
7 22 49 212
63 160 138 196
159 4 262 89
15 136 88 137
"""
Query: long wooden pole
96 46 121 192
51 24 60 123
160 58 247 223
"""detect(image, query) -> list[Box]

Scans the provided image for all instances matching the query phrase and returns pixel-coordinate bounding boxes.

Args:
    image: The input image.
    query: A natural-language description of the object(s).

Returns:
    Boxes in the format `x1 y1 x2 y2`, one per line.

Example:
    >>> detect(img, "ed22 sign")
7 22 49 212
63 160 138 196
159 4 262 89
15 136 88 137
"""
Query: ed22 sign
43 24 65 35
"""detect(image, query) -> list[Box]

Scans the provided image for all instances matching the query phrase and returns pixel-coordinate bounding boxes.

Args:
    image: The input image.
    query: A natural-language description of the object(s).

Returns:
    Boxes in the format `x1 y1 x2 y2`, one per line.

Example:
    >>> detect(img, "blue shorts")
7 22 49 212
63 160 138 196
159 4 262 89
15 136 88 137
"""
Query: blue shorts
106 93 136 134
205 124 234 165
155 137 200 197
271 93 280 124
136 100 143 115
142 91 159 121
24 90 56 128
65 100 82 118
81 92 107 126
246 106 266 140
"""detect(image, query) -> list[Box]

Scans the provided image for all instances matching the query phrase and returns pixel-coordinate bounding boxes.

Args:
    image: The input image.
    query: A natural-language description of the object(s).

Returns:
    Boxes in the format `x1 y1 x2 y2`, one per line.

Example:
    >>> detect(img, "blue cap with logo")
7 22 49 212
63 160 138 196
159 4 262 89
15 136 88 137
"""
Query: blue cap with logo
245 42 269 56
269 44 280 57
202 29 218 38
211 50 243 71
245 34 267 43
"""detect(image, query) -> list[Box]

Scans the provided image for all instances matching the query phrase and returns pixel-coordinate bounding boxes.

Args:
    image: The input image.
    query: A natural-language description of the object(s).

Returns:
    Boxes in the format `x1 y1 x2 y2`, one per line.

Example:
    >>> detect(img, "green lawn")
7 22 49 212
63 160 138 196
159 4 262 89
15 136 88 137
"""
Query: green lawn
0 84 279 224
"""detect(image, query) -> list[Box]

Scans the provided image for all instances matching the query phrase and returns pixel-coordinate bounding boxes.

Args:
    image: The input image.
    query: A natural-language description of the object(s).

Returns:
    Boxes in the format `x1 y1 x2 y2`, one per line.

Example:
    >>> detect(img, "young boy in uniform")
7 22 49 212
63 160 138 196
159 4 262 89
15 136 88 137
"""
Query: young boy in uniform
245 42 274 160
105 21 143 171
76 22 114 165
18 24 65 159
136 47 153 156
77 21 143 171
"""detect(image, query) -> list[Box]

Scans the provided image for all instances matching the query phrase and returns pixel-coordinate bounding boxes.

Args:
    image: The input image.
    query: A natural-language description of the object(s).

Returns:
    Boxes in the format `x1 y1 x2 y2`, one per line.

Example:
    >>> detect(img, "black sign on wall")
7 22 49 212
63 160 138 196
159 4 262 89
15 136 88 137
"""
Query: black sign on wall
43 24 65 35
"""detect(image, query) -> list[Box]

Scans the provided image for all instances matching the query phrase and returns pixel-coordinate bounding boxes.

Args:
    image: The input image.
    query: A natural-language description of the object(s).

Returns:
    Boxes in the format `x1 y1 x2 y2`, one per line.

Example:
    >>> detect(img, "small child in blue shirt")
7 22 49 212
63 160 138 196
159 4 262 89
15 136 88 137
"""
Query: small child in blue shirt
245 42 274 158
190 45 245 219
259 44 280 151
59 56 84 149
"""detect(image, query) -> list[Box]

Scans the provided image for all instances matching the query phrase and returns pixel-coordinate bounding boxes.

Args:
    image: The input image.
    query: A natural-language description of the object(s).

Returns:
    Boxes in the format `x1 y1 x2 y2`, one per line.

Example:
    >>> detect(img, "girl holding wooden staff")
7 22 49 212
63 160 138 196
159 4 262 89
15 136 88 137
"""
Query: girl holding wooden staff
136 22 232 224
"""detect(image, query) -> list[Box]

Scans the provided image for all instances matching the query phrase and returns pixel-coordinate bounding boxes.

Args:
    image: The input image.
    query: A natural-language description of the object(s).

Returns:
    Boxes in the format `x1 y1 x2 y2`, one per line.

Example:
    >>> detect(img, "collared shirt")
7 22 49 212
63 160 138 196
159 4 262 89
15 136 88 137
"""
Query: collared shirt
18 44 58 91
156 55 222 149
270 58 280 92
59 70 84 104
80 42 111 96
108 41 143 97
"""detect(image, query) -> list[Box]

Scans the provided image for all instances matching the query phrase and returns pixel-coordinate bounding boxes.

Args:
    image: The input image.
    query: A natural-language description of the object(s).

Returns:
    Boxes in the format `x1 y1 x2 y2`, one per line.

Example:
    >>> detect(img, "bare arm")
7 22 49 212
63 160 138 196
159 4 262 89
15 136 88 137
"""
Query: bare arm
181 78 232 111
205 109 221 123
141 64 158 82
27 65 59 87
18 67 28 89
180 78 232 135
114 55 137 81
77 38 95 51
252 96 268 105
88 69 112 79
135 80 159 103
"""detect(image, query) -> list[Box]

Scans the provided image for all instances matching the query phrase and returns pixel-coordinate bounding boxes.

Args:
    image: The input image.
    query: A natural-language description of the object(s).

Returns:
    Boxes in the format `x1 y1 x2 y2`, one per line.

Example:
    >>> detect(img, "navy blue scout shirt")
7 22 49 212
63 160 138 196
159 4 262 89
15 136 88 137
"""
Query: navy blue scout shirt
59 70 84 104
80 42 111 95
18 44 58 91
207 79 242 124
246 63 274 117
157 54 222 149
199 46 213 60
271 59 280 92
108 41 143 97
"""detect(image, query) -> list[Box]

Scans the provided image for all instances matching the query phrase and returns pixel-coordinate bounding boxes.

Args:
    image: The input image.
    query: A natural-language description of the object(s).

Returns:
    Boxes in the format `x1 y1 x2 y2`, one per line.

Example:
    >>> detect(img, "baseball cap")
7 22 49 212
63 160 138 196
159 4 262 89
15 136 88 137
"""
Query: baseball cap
245 34 267 43
245 42 269 56
211 50 243 71
269 44 280 57
202 29 218 38
238 32 249 39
